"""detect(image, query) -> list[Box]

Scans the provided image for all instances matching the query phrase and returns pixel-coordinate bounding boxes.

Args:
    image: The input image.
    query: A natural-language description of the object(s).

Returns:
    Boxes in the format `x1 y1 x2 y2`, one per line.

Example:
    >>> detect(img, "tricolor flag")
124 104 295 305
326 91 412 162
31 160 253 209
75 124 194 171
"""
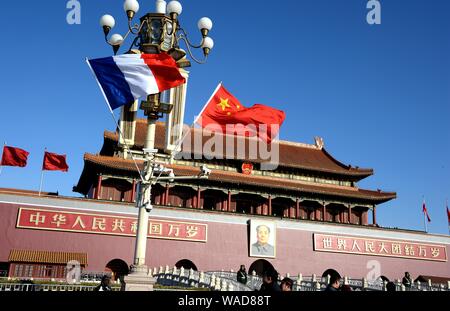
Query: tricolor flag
0 146 29 167
197 84 286 143
86 53 185 110
422 201 431 222
42 152 69 172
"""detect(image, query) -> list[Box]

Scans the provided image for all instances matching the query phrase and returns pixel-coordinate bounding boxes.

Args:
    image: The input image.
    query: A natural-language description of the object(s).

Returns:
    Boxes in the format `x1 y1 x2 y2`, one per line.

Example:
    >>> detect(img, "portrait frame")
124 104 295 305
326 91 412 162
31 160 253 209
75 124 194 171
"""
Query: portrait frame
249 219 276 258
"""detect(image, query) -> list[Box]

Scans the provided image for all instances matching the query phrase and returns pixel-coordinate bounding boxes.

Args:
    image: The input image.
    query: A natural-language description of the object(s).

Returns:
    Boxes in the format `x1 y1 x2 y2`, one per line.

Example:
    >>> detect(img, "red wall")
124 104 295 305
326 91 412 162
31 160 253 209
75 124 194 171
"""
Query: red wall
0 201 448 281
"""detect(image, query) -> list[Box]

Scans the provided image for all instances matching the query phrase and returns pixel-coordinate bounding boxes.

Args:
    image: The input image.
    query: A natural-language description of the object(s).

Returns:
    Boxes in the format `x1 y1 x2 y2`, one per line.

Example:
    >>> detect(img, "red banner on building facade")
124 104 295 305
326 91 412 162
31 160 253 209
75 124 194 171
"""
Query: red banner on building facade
16 208 207 242
313 233 447 262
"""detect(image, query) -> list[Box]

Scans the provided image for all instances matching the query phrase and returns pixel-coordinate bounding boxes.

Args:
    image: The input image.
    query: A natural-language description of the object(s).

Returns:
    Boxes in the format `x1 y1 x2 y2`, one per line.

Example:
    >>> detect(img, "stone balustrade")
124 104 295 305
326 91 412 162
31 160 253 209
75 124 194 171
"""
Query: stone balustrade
151 267 450 292
1 269 448 292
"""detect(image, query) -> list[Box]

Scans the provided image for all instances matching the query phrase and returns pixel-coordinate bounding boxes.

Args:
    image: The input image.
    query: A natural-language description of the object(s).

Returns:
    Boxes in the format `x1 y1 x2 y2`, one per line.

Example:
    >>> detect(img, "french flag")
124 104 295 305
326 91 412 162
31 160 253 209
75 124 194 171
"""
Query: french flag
87 53 185 110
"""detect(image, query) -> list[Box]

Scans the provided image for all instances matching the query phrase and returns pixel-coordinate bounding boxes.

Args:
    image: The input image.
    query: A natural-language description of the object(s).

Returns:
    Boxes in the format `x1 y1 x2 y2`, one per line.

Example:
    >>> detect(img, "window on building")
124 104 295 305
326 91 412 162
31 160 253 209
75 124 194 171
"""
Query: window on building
44 265 54 278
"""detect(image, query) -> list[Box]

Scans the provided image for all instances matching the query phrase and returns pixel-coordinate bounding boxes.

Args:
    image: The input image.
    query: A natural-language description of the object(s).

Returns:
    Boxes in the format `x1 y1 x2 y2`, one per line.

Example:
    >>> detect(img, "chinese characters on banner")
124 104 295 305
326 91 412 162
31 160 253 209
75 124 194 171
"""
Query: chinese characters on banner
17 208 207 242
313 233 447 262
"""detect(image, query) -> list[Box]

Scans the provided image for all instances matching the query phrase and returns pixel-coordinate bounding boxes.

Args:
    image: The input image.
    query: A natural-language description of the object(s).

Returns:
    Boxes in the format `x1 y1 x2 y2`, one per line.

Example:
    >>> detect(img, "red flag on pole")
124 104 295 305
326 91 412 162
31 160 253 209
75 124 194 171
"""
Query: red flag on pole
197 84 286 143
0 146 29 167
42 152 69 172
422 201 431 222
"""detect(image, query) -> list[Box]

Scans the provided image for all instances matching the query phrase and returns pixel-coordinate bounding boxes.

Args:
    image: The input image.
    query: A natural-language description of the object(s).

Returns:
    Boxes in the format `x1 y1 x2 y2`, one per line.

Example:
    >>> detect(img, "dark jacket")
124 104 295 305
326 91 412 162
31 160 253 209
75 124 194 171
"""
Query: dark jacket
324 284 339 292
237 271 248 284
259 281 281 293
402 276 412 287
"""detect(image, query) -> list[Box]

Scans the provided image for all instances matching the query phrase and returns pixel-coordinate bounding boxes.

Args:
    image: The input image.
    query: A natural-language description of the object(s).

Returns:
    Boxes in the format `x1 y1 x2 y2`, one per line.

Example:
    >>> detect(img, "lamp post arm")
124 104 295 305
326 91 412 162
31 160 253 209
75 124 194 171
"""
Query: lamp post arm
104 19 146 49
178 27 204 49
128 18 144 35
177 35 208 64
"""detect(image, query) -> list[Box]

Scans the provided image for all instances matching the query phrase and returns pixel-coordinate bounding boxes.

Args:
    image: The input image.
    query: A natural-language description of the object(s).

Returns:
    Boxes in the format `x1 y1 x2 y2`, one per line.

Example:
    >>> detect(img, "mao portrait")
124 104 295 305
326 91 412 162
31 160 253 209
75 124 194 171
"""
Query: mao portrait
250 220 276 258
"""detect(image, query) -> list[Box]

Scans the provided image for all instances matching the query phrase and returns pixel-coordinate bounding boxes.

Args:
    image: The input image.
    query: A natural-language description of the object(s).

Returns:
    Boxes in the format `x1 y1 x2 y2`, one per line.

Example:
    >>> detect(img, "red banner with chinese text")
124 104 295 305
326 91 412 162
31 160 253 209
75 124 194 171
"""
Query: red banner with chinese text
16 208 207 242
313 233 447 262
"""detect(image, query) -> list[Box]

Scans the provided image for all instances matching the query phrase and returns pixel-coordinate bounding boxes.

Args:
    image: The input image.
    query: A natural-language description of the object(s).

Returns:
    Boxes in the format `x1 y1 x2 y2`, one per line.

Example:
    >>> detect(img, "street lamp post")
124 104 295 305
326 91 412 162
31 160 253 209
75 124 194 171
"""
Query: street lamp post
98 0 214 291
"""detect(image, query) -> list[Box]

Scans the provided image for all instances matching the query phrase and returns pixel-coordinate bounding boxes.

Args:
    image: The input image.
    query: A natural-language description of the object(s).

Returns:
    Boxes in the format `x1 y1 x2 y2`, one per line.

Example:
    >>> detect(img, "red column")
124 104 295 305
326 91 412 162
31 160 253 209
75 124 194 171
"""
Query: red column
348 205 352 224
268 196 272 216
296 199 300 219
227 191 231 212
322 203 327 221
94 175 102 200
256 203 262 215
159 188 164 205
197 188 202 209
165 185 170 205
130 179 136 203
372 206 377 225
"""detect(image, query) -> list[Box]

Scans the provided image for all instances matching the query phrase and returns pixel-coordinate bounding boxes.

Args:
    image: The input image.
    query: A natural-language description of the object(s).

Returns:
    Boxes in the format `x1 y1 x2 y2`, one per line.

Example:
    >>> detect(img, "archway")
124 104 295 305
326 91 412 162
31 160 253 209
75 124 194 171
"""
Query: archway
105 259 129 281
248 259 275 277
322 268 341 280
175 259 198 271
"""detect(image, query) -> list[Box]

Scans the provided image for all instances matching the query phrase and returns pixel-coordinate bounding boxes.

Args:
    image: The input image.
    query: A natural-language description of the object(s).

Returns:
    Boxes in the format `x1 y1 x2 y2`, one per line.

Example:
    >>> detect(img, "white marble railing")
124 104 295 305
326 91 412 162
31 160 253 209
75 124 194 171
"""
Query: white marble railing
0 283 121 291
2 269 448 292
151 267 450 292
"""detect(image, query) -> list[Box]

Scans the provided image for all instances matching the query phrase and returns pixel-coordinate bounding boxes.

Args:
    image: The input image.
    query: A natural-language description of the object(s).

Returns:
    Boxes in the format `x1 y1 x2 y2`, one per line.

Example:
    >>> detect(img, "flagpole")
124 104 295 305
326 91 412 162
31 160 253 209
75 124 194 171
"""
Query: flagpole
39 148 47 196
172 81 223 157
424 211 428 233
422 196 427 233
86 58 145 184
192 81 223 126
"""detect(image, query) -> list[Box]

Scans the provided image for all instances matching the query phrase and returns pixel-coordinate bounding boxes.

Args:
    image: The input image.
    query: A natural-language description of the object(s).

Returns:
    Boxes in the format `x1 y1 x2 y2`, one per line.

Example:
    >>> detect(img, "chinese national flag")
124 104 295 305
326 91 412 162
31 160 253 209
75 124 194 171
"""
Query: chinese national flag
422 201 431 222
0 146 29 167
42 152 69 172
197 84 286 143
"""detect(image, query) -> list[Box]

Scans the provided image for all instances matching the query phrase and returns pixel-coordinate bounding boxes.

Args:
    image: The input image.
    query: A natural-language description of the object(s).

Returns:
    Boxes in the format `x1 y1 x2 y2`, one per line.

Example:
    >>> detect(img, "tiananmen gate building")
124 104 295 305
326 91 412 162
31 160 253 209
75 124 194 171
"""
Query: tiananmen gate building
0 118 449 284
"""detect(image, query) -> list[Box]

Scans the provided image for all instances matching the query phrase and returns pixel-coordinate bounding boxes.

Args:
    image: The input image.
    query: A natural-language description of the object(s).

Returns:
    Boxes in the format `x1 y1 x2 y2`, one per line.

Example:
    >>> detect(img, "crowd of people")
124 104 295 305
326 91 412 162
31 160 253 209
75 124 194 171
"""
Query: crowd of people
237 264 412 292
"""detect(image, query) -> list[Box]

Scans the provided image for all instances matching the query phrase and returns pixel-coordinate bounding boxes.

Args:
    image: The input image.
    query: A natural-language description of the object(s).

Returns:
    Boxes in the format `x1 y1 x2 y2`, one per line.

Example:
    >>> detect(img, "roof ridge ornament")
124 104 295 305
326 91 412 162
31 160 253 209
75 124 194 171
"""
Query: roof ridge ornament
314 136 324 149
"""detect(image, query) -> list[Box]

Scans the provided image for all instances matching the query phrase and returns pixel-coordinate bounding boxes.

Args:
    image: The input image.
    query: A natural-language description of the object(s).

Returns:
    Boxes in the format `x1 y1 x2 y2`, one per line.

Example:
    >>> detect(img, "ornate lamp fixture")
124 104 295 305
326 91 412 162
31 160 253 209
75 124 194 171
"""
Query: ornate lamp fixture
99 0 214 68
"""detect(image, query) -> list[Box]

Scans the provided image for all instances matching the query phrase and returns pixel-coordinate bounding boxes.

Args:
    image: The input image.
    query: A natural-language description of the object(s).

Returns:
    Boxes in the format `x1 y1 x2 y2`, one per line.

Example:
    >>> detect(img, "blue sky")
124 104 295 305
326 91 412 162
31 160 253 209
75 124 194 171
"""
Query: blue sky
0 0 449 235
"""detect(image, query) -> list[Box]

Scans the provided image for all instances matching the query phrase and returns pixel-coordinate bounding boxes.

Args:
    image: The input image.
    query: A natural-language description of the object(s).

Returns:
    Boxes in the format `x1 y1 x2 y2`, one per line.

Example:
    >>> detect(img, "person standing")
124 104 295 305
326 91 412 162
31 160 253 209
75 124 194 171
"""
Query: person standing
259 269 281 293
324 273 341 292
402 272 412 288
280 277 294 291
94 275 112 291
237 265 248 285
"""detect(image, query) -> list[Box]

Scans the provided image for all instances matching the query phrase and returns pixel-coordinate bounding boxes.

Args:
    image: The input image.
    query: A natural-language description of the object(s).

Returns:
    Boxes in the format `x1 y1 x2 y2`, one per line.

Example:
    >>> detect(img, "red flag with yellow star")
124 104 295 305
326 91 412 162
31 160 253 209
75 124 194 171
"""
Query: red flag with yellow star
197 84 285 143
